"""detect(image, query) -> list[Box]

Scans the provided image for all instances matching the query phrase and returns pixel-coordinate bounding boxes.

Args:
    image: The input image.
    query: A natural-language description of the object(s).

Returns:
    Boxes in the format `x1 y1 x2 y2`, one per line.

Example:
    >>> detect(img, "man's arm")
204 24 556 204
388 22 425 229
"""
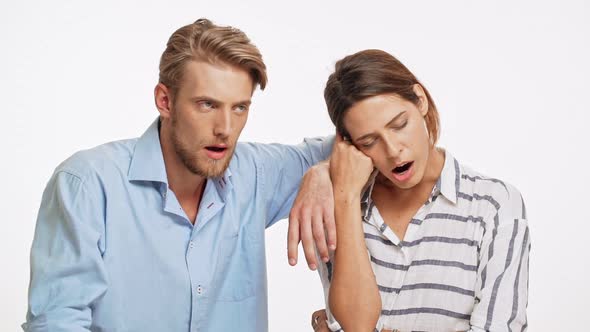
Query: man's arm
288 160 336 269
257 136 334 225
23 171 108 332
245 136 336 269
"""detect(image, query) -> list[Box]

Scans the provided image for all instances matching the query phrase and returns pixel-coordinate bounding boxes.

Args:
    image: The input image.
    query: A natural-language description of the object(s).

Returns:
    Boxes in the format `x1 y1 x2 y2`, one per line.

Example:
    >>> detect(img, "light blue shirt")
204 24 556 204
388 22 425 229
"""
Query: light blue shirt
24 119 332 332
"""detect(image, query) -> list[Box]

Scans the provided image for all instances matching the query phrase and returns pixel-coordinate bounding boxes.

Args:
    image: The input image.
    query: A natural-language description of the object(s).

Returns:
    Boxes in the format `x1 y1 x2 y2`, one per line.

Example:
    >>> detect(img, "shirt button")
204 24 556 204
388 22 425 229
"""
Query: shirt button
196 285 203 295
189 241 195 249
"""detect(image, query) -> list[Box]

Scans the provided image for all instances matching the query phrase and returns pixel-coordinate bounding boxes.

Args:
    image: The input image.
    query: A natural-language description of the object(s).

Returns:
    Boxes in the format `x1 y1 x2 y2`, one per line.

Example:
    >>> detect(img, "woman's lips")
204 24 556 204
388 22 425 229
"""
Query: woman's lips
391 161 414 182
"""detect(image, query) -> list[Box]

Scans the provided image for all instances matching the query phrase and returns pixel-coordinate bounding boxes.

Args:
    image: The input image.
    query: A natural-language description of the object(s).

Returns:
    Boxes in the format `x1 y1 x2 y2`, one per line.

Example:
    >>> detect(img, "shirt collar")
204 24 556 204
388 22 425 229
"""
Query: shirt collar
211 167 233 202
361 170 379 222
127 117 234 201
437 150 460 204
128 118 168 184
360 150 461 222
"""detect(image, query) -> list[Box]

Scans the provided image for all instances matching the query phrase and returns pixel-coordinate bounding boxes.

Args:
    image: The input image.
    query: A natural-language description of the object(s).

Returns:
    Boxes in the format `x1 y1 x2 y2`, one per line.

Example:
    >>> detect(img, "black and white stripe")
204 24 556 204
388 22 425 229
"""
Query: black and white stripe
317 152 530 332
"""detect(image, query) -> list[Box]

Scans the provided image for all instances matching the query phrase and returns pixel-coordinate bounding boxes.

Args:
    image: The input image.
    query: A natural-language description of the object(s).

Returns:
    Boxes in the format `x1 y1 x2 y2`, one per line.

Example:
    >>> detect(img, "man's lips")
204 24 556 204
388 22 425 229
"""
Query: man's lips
204 145 228 160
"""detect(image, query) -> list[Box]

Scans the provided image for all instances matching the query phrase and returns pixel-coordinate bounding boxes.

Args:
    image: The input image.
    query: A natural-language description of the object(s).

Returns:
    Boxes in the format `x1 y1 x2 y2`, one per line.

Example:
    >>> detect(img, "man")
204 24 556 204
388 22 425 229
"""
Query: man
24 18 334 331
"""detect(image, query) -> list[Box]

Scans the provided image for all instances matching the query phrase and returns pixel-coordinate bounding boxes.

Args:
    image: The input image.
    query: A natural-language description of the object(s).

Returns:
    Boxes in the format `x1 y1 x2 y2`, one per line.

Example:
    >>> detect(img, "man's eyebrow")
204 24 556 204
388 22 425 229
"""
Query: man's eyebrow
192 96 222 104
354 111 407 142
234 100 252 106
191 96 252 107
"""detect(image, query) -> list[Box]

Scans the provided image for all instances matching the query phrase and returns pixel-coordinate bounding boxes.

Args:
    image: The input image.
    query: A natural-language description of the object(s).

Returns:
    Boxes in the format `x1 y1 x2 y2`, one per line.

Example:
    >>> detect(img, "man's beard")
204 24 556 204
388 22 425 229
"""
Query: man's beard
170 119 233 178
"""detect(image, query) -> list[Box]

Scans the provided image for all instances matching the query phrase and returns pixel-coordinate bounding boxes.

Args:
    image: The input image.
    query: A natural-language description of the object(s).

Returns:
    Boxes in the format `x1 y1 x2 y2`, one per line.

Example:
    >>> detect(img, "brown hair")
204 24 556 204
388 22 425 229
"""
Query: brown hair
159 18 267 97
324 49 440 145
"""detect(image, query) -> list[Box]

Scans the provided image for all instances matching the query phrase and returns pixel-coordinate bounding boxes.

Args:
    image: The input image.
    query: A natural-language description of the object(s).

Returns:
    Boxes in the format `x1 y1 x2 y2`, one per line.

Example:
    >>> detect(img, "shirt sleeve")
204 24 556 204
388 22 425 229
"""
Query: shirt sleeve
255 136 334 227
469 184 530 331
23 171 108 332
316 250 344 332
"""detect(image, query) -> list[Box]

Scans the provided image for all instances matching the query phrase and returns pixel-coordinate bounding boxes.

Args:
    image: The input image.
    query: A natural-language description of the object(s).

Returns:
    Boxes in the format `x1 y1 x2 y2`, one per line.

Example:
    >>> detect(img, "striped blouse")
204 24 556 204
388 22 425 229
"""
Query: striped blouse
317 151 530 332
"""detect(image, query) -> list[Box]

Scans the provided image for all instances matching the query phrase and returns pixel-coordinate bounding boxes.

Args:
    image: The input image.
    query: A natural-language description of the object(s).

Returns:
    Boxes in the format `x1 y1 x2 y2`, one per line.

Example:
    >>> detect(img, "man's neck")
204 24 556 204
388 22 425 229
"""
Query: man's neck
159 123 207 224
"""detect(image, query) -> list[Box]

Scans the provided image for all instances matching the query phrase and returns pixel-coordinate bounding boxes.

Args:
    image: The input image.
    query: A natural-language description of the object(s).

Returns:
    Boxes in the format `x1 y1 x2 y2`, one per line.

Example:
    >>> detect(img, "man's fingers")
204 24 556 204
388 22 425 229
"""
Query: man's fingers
323 207 337 251
300 214 318 270
311 210 329 263
287 214 300 266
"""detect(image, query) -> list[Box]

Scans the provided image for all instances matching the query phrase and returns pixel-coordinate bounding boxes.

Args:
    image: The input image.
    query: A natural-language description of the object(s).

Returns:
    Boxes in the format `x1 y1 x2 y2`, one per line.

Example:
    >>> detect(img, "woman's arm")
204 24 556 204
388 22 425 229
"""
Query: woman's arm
327 135 381 332
469 183 530 331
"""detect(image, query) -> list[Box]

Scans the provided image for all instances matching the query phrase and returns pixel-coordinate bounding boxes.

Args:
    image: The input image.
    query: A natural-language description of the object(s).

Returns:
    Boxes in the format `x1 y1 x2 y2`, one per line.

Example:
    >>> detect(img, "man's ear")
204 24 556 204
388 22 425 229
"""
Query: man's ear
154 83 174 119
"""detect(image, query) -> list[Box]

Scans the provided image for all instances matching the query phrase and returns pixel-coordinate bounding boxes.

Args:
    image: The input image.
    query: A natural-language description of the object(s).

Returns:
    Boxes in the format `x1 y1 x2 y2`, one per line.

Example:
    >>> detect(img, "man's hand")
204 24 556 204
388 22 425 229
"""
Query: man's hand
311 309 330 332
288 160 336 270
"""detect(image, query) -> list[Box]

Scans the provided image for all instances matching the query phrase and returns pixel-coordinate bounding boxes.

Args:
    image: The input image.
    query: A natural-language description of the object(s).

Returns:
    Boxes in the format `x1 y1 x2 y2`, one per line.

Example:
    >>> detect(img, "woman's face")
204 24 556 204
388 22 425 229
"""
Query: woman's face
343 87 431 190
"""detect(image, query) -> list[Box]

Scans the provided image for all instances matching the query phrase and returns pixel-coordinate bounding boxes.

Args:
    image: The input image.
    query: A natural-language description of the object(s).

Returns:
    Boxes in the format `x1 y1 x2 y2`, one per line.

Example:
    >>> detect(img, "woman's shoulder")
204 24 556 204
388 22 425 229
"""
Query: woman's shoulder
457 162 526 221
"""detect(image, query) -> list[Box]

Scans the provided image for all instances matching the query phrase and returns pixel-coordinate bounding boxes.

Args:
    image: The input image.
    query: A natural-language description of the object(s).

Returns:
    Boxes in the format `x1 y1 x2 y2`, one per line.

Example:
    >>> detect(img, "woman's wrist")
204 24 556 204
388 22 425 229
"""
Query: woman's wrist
334 192 360 205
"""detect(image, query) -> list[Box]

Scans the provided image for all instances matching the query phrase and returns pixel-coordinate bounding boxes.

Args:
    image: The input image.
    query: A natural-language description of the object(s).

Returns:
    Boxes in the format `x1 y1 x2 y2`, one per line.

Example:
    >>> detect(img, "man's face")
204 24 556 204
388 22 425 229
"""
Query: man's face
168 61 253 178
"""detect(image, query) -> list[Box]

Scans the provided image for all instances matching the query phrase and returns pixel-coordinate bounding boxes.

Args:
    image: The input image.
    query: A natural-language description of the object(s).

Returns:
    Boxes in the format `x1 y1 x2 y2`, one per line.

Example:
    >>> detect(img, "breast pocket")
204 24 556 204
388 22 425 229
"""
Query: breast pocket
213 225 264 301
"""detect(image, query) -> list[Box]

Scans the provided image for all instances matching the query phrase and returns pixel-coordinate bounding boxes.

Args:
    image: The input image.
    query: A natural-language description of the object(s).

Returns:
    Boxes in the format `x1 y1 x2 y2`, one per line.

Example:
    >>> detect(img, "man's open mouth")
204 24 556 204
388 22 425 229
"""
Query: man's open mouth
205 146 227 152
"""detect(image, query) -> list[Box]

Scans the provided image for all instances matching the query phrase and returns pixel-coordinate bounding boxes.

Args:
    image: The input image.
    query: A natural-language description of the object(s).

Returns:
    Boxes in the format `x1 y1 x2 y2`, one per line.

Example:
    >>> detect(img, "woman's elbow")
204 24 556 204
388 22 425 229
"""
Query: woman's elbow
328 291 381 331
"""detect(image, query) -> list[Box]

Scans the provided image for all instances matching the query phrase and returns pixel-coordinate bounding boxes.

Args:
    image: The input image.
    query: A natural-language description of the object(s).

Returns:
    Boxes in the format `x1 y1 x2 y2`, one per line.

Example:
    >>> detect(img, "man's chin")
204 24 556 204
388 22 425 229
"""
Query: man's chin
204 166 228 178
201 155 232 178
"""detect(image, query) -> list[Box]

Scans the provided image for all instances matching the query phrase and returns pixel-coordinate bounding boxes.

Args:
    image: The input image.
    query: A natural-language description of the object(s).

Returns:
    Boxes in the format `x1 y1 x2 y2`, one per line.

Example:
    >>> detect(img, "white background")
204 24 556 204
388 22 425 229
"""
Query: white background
1 0 588 331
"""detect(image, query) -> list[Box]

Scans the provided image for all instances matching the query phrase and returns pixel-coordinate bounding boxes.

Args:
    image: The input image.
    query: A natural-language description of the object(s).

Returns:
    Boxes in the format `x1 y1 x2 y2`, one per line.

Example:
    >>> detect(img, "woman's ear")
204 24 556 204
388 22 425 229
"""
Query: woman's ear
413 84 429 117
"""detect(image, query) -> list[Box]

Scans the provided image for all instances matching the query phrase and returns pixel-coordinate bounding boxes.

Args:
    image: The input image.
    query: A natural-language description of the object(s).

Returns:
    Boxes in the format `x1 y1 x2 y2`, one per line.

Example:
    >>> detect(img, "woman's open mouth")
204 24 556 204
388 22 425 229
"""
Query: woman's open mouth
391 161 414 182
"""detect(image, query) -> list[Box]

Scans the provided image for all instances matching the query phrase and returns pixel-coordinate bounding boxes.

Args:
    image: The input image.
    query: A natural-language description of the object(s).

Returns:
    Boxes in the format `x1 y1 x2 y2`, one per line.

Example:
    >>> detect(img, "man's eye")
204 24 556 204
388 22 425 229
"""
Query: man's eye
234 105 248 113
361 140 376 148
198 101 214 109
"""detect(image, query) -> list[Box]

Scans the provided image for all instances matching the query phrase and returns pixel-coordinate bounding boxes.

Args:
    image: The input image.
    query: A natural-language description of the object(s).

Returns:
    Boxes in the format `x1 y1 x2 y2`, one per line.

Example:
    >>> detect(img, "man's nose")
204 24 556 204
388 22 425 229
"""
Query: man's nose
213 109 231 138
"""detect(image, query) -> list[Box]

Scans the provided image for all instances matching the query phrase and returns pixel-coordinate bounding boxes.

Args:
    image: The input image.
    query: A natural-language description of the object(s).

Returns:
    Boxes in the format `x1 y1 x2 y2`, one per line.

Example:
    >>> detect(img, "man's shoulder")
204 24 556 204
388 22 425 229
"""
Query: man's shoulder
55 137 139 182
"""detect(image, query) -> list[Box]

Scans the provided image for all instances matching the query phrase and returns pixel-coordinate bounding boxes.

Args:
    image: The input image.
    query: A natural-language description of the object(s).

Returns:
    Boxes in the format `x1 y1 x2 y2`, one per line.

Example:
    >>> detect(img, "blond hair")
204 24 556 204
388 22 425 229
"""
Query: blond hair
159 18 267 97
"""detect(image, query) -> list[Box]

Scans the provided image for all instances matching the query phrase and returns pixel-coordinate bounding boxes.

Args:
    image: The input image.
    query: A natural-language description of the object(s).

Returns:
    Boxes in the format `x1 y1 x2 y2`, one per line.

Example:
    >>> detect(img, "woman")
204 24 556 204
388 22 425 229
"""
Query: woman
312 50 530 332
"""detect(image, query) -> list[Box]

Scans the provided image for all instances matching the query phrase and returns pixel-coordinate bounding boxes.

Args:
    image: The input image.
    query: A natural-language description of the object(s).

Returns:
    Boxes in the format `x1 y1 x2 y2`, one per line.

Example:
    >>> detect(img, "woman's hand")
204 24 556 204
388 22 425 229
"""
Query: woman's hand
329 134 374 198
311 309 330 331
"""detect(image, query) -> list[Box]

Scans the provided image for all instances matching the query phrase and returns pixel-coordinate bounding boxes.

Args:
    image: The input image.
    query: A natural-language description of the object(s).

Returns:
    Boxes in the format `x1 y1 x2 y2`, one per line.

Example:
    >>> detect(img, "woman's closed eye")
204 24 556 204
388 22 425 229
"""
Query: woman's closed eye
360 138 377 149
391 120 408 130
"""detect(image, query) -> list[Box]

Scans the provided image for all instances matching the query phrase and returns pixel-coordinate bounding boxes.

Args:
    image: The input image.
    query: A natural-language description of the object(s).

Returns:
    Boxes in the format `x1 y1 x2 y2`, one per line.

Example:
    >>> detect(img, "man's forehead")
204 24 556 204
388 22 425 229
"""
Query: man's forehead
180 61 254 100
